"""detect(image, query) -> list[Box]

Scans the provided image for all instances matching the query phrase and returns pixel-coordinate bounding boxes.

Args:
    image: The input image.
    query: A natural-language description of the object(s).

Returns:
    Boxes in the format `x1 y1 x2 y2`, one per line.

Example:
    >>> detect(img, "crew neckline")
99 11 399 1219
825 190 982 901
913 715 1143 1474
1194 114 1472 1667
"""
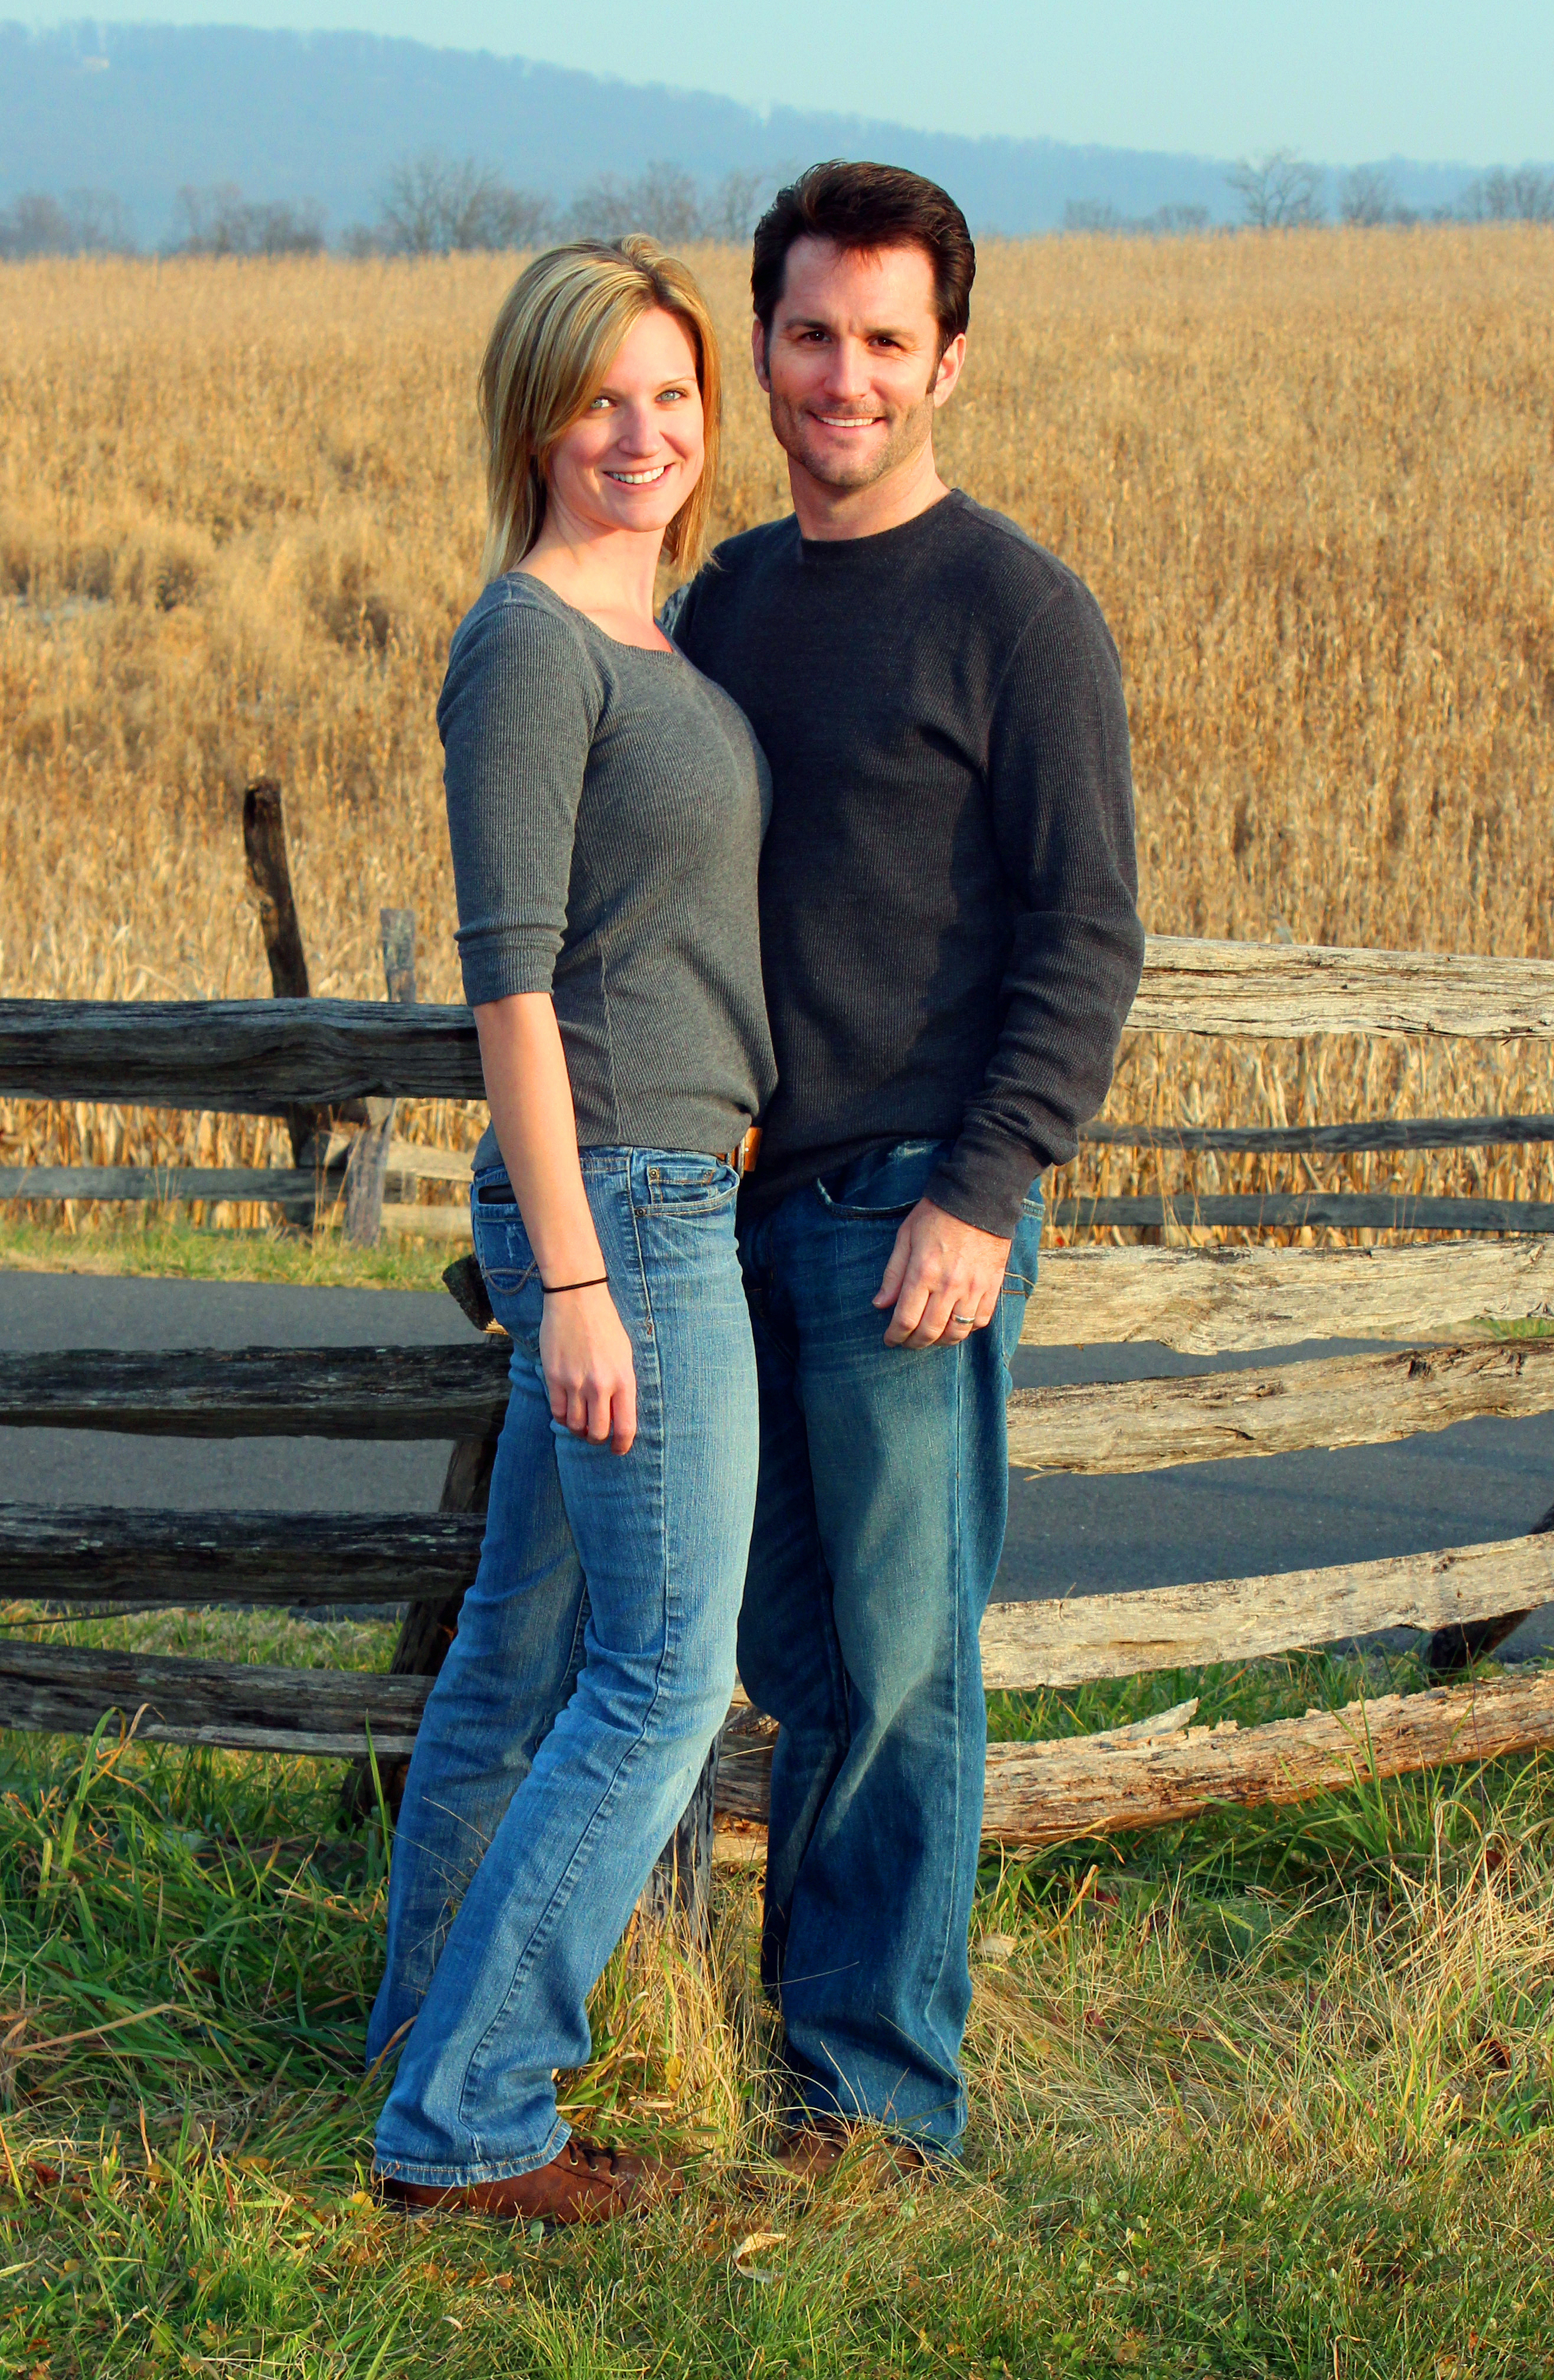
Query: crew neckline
507 570 680 658
796 487 966 564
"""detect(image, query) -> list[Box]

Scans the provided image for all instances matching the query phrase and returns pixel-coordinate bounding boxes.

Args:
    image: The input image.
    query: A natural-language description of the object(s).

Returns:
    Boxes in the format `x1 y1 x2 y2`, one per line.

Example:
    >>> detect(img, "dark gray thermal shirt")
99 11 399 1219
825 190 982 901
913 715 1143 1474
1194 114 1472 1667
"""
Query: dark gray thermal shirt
666 491 1145 1238
439 574 776 1174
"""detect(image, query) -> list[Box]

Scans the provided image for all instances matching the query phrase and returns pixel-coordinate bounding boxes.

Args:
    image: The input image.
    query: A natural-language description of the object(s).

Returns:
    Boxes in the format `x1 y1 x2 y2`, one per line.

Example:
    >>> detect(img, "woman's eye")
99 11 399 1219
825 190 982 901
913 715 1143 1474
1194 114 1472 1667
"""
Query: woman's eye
658 386 689 404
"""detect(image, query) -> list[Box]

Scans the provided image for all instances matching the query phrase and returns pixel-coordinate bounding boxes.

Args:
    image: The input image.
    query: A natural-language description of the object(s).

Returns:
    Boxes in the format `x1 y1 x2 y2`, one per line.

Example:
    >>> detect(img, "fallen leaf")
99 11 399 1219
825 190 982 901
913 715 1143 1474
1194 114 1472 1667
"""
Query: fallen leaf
733 2229 787 2261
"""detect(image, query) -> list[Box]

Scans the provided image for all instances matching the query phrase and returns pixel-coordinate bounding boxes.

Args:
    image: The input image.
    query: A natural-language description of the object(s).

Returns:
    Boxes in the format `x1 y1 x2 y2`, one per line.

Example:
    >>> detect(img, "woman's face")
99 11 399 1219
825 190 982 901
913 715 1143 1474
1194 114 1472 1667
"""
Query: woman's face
547 308 704 542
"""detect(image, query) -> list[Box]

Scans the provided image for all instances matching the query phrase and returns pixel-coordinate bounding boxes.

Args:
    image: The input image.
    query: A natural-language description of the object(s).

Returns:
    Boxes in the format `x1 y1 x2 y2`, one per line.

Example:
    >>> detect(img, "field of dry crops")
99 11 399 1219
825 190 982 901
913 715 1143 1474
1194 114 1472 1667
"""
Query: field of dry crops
1 228 1551 1227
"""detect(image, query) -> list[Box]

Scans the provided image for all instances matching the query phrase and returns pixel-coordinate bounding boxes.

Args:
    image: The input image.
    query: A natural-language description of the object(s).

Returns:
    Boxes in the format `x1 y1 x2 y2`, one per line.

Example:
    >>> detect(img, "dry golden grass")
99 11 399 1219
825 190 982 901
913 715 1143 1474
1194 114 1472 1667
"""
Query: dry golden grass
1 231 1551 1228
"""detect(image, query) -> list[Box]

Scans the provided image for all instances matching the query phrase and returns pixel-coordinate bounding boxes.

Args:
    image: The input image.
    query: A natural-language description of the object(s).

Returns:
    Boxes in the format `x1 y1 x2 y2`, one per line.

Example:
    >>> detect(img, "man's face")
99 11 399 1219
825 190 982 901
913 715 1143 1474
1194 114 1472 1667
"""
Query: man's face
753 237 965 495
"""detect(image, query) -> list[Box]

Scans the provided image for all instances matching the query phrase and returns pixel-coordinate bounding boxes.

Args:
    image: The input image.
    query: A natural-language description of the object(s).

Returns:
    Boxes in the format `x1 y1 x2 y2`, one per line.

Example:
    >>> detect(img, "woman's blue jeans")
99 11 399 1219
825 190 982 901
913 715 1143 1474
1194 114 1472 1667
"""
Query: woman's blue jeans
368 1148 758 2188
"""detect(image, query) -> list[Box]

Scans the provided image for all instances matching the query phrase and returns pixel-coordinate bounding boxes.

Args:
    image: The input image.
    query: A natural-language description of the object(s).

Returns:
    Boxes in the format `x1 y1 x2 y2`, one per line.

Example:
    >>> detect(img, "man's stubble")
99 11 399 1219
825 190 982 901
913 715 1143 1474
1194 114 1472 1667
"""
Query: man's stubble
766 370 941 496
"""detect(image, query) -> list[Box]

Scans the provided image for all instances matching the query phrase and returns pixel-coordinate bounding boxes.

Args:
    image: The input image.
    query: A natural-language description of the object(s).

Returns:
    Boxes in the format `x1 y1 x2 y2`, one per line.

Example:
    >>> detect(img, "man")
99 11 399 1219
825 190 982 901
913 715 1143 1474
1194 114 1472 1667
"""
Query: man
667 161 1144 2164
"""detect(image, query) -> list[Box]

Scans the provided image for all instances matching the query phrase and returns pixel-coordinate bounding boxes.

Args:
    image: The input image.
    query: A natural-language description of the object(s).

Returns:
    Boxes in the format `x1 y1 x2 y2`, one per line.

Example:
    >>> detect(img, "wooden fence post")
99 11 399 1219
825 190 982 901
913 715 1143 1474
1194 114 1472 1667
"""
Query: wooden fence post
1428 1498 1551 1678
343 908 415 1245
242 779 324 1169
641 1743 720 1946
342 1428 499 1822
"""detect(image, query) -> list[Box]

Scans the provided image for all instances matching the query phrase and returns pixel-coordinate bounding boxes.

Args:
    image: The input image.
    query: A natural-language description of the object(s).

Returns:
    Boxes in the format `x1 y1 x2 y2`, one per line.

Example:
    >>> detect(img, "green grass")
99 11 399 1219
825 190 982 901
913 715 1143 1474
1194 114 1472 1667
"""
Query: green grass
0 1215 463 1293
3 1612 1553 2376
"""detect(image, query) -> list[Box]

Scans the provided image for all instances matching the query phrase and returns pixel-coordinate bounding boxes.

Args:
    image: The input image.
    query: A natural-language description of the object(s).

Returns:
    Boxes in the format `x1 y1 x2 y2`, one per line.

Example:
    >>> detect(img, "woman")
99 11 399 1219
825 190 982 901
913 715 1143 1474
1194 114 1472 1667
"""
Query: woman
366 238 774 2224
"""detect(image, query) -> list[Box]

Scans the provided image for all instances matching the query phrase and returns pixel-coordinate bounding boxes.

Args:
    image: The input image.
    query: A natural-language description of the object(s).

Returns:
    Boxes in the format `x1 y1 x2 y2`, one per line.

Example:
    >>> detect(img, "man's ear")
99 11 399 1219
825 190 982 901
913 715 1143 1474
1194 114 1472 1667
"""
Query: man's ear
750 315 771 393
931 332 967 411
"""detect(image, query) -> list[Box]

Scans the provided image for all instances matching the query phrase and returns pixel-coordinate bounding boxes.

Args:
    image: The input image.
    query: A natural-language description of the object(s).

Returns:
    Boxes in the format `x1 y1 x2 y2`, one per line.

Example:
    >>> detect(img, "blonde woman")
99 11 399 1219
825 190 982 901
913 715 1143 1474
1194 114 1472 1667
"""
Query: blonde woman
367 240 773 2223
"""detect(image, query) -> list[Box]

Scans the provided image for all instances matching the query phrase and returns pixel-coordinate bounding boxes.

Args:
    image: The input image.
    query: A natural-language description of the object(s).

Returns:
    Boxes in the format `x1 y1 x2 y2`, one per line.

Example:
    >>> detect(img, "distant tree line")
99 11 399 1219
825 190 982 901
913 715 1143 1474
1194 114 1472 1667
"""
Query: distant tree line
1063 154 1554 236
0 153 771 259
1224 152 1554 231
1062 200 1210 236
4 147 1553 260
341 153 769 255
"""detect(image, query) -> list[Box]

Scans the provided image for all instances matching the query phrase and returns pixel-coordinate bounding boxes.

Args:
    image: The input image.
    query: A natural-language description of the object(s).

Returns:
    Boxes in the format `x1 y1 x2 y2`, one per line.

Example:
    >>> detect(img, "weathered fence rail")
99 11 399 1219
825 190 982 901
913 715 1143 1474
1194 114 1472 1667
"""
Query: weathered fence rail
5 936 1552 1113
2 932 1552 1861
4 1335 1552 1469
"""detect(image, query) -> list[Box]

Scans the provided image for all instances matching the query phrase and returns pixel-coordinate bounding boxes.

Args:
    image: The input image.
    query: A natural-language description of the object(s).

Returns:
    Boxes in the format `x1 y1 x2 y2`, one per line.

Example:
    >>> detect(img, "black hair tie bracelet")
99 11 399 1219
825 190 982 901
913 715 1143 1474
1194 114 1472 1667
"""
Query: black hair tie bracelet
541 1275 609 1295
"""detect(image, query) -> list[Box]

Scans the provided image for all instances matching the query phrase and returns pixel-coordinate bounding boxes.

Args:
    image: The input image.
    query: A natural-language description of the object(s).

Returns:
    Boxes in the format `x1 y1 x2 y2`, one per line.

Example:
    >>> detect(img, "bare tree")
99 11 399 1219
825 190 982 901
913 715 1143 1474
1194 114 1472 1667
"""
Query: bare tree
1227 150 1325 228
175 185 323 256
0 194 71 257
1063 200 1122 233
699 169 768 243
1153 203 1210 234
1338 165 1398 227
467 184 553 250
377 153 551 254
1064 198 1209 238
566 162 705 247
1460 166 1554 224
0 188 136 258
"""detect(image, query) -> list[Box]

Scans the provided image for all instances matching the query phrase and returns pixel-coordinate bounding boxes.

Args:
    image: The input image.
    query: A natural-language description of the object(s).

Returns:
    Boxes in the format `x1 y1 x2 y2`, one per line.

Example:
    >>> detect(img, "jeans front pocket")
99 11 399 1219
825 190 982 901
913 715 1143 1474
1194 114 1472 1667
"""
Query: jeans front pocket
1003 1189 1044 1299
634 1155 740 1219
813 1139 951 1221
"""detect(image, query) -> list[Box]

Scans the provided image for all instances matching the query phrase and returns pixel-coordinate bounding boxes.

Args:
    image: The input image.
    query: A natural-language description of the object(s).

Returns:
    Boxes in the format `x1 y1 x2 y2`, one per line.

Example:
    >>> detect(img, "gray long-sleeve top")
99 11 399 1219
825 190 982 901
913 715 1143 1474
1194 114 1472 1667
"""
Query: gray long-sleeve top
439 575 776 1172
666 492 1145 1237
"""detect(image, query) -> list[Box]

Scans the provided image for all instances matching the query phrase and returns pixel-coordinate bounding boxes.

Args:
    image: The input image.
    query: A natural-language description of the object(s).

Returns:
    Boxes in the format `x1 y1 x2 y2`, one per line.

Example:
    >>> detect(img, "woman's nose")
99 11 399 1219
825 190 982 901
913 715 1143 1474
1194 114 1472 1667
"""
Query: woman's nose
612 402 660 453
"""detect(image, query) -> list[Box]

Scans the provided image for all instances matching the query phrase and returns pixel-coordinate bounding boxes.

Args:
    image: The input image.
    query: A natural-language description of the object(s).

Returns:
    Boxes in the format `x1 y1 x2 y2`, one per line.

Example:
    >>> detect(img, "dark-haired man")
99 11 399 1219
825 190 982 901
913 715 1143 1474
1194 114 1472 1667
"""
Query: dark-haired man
667 162 1144 2165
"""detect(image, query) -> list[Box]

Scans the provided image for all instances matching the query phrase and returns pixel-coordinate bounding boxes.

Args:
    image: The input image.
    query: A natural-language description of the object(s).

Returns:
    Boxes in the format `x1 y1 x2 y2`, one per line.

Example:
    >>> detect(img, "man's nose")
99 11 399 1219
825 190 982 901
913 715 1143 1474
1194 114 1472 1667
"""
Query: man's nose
821 338 871 401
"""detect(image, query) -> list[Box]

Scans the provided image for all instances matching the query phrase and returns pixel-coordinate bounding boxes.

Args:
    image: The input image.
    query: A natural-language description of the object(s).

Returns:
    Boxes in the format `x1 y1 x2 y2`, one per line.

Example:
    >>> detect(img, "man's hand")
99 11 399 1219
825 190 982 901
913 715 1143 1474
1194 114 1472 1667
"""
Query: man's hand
873 1198 1013 1349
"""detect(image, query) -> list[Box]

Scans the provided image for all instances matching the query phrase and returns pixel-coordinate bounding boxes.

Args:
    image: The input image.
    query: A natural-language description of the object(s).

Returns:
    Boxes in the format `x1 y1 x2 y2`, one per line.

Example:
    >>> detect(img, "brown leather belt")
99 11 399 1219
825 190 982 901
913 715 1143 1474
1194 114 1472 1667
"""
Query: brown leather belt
715 1126 762 1178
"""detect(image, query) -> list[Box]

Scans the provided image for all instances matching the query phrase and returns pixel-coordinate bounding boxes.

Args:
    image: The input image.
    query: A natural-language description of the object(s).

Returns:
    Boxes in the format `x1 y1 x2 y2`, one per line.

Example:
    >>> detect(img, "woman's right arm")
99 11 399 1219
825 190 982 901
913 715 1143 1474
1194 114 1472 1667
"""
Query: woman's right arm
475 993 637 1456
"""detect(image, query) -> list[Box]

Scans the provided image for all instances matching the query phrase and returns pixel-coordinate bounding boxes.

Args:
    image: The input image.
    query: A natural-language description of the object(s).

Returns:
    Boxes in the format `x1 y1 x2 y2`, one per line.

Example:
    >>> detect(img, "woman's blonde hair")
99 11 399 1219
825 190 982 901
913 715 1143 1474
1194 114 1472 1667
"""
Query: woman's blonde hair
478 236 722 584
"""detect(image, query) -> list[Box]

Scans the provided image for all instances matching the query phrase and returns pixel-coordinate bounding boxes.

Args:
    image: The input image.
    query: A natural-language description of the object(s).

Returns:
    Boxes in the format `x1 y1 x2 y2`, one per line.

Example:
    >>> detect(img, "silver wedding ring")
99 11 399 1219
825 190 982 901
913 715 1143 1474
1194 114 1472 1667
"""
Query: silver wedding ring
952 1312 977 1325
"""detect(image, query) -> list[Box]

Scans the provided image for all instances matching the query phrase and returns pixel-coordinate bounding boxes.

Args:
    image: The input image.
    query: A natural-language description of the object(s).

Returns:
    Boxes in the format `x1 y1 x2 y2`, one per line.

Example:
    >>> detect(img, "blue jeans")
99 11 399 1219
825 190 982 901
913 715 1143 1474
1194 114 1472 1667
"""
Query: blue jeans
369 1149 758 2187
736 1140 1041 2152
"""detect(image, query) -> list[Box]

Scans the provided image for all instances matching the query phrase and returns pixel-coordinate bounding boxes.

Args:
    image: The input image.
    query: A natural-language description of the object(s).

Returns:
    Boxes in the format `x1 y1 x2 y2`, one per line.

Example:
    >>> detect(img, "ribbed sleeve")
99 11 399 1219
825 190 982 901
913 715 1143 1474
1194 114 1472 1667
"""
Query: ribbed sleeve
924 581 1144 1235
440 596 600 1008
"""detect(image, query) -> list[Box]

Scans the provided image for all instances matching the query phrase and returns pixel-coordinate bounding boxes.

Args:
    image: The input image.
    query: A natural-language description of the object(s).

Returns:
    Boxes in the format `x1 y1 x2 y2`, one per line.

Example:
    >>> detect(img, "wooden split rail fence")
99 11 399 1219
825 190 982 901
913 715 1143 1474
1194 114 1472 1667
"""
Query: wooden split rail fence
2 931 1554 1863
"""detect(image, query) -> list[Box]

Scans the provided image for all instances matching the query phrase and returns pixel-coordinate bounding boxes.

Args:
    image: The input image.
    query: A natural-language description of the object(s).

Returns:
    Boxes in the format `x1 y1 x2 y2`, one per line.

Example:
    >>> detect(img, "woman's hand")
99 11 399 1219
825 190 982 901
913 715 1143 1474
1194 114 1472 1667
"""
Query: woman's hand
539 1283 638 1454
473 996 634 1451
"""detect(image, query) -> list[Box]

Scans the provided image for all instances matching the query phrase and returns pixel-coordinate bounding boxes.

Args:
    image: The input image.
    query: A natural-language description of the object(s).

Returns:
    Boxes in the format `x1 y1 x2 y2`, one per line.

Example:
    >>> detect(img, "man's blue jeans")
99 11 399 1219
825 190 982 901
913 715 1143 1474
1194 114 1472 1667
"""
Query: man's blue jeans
736 1140 1041 2152
368 1149 758 2188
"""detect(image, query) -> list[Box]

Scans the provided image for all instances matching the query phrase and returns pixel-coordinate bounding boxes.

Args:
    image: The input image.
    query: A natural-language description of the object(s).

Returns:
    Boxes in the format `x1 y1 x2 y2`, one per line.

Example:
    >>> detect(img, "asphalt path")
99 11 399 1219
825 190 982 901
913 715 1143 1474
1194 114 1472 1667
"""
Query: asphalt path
3 1273 1550 1659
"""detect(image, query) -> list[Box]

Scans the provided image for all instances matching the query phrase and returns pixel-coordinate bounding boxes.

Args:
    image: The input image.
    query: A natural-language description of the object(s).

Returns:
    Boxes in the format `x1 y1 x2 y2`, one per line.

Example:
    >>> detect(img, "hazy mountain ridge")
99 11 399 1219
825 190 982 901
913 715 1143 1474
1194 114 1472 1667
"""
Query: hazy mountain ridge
0 19 1509 245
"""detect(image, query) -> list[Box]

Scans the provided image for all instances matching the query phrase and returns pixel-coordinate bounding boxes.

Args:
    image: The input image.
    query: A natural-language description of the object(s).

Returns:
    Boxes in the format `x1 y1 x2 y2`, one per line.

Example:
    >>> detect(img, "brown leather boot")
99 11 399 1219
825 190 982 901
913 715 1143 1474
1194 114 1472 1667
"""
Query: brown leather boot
769 2116 929 2183
377 2137 678 2224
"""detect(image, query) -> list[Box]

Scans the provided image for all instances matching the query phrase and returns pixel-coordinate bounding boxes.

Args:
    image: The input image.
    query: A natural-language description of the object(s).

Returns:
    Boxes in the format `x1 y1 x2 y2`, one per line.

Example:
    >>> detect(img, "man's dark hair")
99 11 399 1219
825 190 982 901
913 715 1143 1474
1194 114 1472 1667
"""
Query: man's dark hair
750 161 975 356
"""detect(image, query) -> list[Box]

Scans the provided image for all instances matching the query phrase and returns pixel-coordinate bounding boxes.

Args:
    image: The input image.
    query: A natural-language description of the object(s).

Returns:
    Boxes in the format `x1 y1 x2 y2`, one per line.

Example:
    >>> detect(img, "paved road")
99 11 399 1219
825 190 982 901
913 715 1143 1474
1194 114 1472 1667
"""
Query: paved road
4 1273 1550 1657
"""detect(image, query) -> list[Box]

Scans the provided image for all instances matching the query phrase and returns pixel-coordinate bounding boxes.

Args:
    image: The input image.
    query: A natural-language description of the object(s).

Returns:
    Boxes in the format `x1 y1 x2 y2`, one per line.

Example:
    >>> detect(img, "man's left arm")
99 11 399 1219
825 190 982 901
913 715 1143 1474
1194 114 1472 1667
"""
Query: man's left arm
877 582 1145 1348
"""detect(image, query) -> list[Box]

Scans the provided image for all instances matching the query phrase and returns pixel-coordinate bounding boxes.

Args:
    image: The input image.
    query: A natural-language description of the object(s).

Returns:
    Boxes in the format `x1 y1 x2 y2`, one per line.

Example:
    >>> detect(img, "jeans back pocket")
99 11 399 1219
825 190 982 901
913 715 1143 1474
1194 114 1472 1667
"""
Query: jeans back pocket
471 1176 542 1336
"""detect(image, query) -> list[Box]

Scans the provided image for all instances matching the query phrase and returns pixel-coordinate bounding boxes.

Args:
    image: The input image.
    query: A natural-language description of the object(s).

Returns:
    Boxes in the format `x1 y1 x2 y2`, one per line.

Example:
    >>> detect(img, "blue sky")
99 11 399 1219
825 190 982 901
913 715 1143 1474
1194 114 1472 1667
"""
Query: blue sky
34 1 1554 164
